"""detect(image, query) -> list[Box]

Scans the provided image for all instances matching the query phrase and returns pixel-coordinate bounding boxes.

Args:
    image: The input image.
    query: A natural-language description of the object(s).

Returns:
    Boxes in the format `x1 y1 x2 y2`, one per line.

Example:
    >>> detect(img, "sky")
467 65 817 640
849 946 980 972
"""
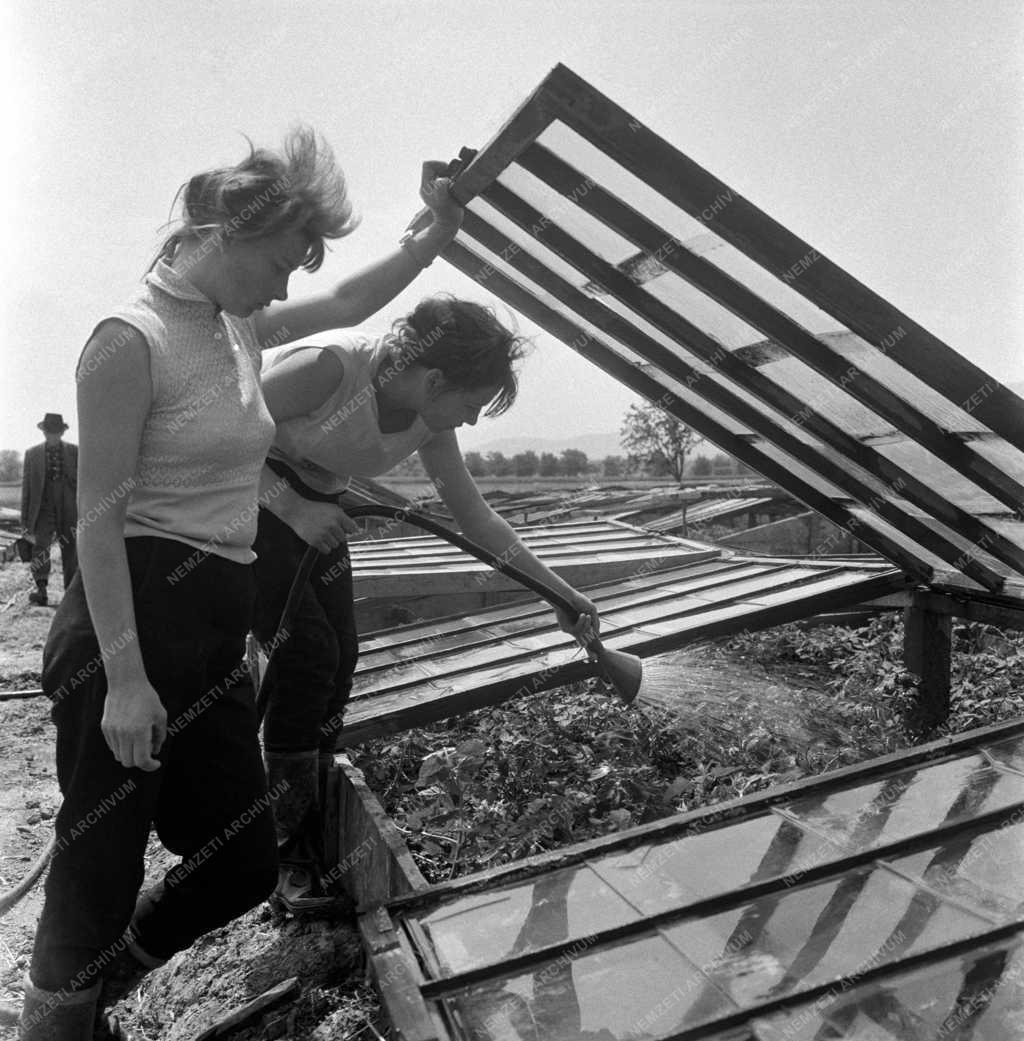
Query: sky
3 0 1023 459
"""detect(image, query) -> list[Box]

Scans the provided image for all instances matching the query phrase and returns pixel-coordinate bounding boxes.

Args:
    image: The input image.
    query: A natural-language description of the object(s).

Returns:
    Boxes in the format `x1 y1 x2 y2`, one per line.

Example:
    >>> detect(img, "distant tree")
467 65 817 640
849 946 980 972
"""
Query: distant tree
464 451 487 477
690 455 712 477
0 450 21 481
602 455 625 478
560 448 589 476
512 450 539 477
487 451 514 477
620 404 702 483
646 451 674 477
539 452 561 477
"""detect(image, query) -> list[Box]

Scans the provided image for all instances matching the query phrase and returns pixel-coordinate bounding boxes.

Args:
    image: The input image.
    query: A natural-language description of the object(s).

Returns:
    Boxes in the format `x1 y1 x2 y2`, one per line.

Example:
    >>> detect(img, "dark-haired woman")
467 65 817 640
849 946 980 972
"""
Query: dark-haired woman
252 296 602 912
21 129 462 1039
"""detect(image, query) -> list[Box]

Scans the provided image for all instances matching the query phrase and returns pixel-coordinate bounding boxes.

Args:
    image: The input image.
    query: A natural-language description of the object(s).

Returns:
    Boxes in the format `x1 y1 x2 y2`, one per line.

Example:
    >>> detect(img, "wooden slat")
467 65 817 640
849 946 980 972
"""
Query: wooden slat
442 238 933 581
535 63 1024 454
356 560 777 665
352 561 798 685
352 564 848 692
351 534 706 566
515 141 1024 513
472 185 1024 587
359 558 755 649
449 232 997 586
361 919 438 1041
338 568 906 747
352 549 719 600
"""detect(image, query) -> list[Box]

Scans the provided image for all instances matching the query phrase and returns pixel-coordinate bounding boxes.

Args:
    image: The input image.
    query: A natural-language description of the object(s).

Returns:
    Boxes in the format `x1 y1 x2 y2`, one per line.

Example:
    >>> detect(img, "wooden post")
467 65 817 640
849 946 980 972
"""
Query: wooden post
903 592 953 726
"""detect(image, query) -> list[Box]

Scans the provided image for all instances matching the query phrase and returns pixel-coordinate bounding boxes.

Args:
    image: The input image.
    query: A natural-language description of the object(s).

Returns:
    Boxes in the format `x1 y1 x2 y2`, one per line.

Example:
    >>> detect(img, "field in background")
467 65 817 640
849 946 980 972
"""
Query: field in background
377 474 755 502
0 475 765 514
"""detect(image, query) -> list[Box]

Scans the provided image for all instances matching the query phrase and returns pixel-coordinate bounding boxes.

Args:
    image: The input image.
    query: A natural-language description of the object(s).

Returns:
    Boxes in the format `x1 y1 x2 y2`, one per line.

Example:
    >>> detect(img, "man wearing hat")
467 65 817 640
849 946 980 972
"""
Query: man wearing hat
21 413 78 606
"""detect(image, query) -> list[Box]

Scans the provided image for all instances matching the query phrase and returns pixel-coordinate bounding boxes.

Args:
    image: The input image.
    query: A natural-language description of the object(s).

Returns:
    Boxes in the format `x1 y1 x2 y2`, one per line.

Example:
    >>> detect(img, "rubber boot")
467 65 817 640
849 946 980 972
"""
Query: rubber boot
28 583 48 607
265 751 336 915
92 892 167 1041
18 978 100 1040
94 942 163 1040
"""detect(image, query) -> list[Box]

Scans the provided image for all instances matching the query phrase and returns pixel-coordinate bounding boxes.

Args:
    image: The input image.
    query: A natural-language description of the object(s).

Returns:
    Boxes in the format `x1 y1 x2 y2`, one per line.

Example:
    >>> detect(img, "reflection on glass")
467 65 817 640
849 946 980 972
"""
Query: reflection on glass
598 814 835 912
418 813 843 979
753 936 1024 1041
662 863 990 1011
442 931 735 1040
420 865 639 976
782 758 1024 854
887 819 1024 924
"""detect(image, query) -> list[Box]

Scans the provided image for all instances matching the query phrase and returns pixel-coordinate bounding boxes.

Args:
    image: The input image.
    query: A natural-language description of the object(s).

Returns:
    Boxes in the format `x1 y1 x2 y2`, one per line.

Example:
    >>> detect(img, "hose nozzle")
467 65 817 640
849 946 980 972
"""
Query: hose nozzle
589 641 643 704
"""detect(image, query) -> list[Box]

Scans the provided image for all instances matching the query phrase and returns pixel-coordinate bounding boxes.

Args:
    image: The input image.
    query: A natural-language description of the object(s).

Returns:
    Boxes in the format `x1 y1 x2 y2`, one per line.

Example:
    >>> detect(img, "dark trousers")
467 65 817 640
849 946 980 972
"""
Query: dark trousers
30 537 278 993
252 506 358 755
31 482 77 589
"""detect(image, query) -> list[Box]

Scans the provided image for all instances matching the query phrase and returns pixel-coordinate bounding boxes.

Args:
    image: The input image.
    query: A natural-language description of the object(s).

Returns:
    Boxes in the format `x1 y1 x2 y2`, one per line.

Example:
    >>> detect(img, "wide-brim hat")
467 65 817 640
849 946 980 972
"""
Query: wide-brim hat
38 413 69 433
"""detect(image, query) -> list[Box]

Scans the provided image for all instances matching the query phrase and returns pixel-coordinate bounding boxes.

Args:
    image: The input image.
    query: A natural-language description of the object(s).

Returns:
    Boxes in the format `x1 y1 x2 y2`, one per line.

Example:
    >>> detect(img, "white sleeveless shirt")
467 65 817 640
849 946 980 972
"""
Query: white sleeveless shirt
267 335 434 495
85 261 276 564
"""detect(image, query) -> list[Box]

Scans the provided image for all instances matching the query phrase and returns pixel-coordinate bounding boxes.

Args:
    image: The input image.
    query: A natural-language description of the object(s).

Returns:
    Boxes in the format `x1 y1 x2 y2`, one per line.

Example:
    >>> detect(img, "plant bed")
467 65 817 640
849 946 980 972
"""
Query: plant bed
350 614 1024 884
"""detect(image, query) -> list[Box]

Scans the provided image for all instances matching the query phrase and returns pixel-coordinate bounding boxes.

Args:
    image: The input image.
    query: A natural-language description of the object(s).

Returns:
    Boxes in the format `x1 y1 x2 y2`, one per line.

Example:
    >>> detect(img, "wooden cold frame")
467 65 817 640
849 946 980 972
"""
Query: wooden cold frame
436 64 1024 594
360 716 1024 1041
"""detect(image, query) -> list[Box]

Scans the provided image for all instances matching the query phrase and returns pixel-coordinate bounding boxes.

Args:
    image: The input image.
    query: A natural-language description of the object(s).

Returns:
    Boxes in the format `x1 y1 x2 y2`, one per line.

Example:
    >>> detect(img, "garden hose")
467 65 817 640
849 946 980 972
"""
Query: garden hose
255 503 642 725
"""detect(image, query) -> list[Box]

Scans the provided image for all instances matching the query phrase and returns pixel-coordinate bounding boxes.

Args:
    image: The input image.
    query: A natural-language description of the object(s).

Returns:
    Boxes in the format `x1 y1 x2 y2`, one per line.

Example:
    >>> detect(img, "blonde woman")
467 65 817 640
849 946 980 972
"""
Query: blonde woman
21 129 460 1040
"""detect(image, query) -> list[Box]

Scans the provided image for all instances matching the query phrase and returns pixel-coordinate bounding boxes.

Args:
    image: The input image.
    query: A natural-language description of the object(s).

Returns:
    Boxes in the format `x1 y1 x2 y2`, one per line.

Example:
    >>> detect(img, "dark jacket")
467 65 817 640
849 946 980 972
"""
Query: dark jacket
21 441 78 532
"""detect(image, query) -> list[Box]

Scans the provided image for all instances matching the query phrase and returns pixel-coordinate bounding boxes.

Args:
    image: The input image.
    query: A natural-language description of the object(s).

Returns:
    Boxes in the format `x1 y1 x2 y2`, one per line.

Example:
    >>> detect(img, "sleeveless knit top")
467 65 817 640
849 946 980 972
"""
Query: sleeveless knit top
83 261 276 564
268 335 435 495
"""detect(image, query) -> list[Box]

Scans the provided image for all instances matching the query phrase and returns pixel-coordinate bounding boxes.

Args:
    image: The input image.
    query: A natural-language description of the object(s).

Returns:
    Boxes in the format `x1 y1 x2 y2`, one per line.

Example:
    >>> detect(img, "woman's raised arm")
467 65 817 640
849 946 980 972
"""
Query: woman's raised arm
252 162 463 347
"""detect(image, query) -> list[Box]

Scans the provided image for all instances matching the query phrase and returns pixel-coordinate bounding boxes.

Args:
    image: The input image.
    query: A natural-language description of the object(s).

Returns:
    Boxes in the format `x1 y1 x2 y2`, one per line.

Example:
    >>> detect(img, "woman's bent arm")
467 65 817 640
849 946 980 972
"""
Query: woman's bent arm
76 321 166 771
419 433 600 644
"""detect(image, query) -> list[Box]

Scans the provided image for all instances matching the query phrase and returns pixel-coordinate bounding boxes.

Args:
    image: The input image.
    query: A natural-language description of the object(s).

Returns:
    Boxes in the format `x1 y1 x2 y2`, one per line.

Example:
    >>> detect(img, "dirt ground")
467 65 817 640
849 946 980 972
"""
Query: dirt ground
0 559 382 1041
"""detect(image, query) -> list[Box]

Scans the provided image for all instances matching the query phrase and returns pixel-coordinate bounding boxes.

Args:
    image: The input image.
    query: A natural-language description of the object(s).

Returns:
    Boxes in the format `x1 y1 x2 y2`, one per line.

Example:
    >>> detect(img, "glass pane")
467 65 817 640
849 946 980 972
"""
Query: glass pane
824 332 991 436
753 936 1024 1041
415 814 841 980
534 121 846 338
871 440 1007 514
419 865 641 976
886 818 1024 923
452 230 759 438
533 122 1002 447
780 757 1024 855
597 815 832 914
497 158 640 268
754 354 899 439
969 439 1024 488
662 862 990 1009
440 930 735 1040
